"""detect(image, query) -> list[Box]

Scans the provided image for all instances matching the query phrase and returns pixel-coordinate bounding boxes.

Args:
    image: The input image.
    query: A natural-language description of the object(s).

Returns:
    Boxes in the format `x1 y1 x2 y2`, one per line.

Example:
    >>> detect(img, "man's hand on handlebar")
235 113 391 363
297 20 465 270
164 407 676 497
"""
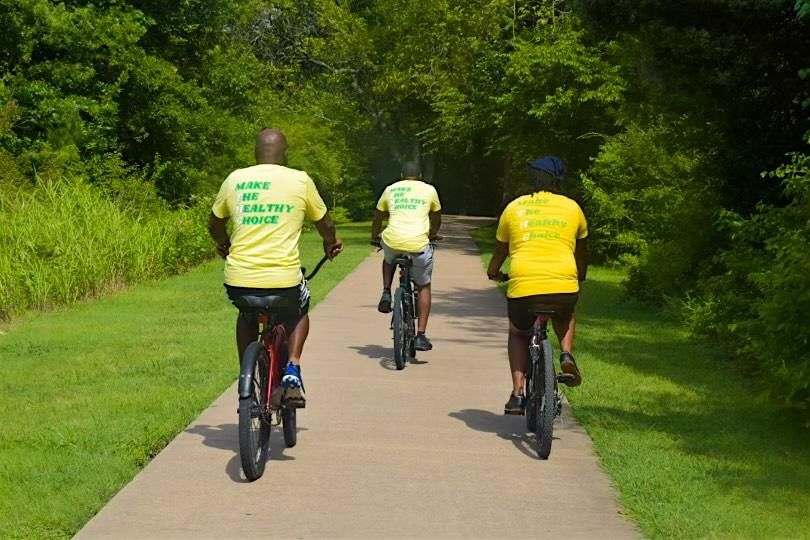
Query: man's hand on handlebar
487 271 509 282
324 238 343 260
370 236 382 248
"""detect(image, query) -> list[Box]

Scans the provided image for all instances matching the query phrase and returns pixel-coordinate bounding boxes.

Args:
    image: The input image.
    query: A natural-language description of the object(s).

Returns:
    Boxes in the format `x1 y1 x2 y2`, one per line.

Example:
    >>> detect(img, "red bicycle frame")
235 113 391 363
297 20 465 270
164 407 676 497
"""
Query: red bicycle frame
258 314 287 415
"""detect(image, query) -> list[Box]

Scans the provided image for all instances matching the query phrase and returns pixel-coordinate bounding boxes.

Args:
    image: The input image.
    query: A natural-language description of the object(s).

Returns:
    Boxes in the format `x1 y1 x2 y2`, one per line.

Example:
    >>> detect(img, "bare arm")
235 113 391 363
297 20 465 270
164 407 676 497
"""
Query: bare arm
314 212 343 259
208 213 230 258
575 237 588 282
428 211 442 240
487 241 510 279
371 209 388 242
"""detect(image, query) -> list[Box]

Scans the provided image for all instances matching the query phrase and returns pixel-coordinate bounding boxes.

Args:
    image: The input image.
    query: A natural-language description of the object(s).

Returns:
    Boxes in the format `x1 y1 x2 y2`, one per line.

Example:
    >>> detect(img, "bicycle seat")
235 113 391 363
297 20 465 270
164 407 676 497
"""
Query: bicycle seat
234 295 290 312
392 255 413 267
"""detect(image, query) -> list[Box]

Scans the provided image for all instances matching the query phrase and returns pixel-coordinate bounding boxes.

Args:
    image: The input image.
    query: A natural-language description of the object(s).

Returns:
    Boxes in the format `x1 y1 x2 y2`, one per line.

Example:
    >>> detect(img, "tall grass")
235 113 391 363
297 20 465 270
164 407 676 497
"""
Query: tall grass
0 177 211 320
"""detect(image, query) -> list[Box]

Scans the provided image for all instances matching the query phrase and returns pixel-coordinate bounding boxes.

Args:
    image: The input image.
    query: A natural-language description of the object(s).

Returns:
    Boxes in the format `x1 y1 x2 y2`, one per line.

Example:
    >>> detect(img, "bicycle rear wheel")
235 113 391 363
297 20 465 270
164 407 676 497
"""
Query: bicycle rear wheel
406 292 416 359
534 339 556 459
392 287 407 370
525 359 537 432
238 341 271 481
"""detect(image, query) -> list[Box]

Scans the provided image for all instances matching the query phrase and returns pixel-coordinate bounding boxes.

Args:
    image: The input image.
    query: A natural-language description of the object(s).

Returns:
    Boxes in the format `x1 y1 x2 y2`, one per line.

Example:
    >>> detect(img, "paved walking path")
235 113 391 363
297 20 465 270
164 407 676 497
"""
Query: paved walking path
76 216 638 539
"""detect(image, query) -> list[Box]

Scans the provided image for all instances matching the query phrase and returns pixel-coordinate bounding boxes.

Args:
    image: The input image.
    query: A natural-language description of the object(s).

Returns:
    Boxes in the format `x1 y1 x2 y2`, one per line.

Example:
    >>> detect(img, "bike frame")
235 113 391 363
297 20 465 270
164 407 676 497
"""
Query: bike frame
532 314 551 343
258 315 287 417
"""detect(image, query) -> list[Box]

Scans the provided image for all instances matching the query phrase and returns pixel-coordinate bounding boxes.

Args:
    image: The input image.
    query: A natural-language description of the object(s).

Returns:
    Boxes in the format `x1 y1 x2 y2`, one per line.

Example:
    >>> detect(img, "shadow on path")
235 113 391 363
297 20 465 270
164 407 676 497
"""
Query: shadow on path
187 422 302 483
350 344 429 370
449 409 557 460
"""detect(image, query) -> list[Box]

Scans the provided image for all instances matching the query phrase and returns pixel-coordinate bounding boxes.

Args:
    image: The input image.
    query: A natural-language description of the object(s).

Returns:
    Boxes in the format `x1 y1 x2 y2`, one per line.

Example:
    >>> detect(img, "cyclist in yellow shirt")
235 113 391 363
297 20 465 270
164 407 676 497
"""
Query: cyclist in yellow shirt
487 156 588 415
371 161 442 351
208 128 343 406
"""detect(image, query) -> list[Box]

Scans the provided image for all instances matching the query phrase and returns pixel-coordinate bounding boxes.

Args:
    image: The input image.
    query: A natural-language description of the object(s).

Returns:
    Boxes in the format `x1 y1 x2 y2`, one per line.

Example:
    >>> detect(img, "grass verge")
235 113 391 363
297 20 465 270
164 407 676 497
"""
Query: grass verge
0 222 372 539
471 225 810 539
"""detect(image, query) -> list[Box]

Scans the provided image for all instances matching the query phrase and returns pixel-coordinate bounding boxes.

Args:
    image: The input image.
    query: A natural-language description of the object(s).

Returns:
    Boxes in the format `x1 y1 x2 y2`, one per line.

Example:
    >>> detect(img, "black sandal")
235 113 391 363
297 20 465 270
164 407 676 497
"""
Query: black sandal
559 352 582 387
504 393 526 415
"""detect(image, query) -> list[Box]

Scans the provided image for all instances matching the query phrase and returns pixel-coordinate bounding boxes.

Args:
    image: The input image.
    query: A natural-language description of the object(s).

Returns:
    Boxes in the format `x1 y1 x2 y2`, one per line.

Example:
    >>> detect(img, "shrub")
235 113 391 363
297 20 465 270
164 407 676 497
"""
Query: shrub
582 120 722 302
330 206 352 224
687 151 810 415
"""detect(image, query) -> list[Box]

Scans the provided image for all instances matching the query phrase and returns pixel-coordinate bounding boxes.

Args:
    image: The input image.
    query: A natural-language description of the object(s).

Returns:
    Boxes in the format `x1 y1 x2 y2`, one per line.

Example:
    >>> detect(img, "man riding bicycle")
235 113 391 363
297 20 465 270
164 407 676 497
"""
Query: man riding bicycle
487 156 588 415
371 161 442 351
208 128 343 406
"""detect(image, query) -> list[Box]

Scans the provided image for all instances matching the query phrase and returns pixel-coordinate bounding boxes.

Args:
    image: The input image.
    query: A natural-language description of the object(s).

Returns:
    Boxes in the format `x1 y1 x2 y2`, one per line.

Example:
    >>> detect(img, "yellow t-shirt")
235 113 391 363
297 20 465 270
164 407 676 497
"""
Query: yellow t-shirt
496 192 588 298
376 180 441 252
211 164 327 288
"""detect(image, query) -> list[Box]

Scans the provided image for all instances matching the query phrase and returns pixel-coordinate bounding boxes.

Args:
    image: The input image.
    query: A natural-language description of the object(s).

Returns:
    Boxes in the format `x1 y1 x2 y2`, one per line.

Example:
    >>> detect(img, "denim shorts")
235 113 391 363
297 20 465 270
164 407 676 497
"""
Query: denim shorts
381 241 434 286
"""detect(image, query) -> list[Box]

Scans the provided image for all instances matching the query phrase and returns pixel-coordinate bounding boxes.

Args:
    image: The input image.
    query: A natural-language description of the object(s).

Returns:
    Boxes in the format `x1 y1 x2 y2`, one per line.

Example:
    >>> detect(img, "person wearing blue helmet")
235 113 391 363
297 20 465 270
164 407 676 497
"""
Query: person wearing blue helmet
487 156 589 415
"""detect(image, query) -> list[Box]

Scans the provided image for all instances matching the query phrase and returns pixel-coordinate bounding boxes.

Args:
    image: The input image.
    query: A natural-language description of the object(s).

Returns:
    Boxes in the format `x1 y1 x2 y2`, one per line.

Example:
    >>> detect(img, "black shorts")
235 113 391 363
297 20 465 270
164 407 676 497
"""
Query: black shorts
507 293 578 331
224 282 310 326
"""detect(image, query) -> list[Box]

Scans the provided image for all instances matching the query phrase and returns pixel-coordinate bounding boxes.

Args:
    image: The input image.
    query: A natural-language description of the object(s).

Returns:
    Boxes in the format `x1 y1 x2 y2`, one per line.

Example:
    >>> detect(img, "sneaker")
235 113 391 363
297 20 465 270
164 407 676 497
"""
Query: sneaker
377 289 392 313
282 363 306 405
504 393 526 415
559 352 582 387
414 333 433 351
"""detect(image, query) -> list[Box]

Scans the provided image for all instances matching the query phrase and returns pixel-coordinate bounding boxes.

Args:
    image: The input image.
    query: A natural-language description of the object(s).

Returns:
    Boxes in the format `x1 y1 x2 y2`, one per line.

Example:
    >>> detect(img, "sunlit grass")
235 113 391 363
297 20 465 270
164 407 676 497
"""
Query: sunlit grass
0 222 372 539
0 178 212 321
471 225 810 539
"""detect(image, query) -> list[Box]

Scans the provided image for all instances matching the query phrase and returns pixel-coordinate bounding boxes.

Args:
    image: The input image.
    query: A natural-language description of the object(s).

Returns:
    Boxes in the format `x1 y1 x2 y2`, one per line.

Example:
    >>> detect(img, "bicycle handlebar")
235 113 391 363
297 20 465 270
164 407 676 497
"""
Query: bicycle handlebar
303 255 329 281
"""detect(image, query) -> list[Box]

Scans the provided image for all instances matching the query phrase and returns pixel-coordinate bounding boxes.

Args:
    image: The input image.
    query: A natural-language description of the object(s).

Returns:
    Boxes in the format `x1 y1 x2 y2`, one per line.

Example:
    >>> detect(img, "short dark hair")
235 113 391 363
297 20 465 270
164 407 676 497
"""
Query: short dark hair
401 161 422 179
529 168 562 194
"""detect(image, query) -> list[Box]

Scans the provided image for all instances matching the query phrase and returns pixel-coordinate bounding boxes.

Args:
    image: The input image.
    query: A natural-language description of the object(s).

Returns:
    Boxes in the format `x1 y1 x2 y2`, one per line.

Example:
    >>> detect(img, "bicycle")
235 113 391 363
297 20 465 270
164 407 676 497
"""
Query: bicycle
493 274 563 460
390 253 418 370
373 239 439 370
234 256 329 481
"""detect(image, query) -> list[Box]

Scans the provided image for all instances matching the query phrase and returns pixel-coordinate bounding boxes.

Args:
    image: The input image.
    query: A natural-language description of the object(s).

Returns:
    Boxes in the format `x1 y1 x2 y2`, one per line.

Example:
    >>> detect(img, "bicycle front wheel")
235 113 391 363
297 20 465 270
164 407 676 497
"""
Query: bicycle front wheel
281 407 297 448
392 288 407 370
534 339 556 459
238 341 271 481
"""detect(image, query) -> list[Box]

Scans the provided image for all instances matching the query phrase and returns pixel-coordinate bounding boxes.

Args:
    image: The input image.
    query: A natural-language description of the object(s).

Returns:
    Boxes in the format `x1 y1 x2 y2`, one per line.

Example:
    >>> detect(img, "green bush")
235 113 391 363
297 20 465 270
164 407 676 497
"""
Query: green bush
582 120 721 302
0 176 212 320
687 151 810 415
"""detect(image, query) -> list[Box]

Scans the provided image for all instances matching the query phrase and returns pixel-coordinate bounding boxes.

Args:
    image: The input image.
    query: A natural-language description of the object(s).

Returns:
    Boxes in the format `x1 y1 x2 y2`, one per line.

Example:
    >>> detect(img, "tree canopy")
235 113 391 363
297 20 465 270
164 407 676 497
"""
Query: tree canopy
1 0 809 412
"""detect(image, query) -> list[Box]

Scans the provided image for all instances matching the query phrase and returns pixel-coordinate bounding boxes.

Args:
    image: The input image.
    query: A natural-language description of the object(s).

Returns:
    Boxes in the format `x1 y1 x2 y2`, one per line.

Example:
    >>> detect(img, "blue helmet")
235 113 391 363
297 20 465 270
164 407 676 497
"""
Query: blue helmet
528 156 567 181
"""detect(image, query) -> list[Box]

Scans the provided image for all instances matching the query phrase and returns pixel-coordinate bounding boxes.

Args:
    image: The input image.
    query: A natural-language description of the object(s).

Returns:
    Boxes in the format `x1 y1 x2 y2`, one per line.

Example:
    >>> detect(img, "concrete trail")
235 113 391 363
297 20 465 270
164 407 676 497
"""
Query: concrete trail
76 216 638 539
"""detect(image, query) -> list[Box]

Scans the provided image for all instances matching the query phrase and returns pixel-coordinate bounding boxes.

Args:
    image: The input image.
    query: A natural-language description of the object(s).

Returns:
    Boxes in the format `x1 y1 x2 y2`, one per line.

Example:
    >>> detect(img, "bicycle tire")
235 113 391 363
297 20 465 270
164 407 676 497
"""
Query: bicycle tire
281 407 296 448
238 341 271 480
407 292 416 359
535 339 556 459
392 287 407 370
525 355 538 432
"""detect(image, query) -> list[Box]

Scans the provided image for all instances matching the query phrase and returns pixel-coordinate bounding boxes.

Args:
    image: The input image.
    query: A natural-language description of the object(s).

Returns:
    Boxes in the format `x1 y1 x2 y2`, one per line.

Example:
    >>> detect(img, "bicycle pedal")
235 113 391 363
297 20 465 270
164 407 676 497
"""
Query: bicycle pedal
284 398 306 409
557 373 576 384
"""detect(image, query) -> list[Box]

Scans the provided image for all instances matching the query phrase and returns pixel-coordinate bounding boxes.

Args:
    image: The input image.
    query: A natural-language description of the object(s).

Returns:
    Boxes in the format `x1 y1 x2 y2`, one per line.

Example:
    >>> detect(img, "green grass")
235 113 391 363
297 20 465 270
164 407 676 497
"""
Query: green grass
0 177 212 320
0 222 372 539
471 225 810 539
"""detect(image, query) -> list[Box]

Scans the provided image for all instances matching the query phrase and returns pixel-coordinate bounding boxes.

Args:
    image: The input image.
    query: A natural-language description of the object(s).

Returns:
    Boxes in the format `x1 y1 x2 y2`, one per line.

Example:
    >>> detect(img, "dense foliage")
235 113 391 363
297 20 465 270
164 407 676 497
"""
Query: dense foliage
0 0 376 319
2 0 808 411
